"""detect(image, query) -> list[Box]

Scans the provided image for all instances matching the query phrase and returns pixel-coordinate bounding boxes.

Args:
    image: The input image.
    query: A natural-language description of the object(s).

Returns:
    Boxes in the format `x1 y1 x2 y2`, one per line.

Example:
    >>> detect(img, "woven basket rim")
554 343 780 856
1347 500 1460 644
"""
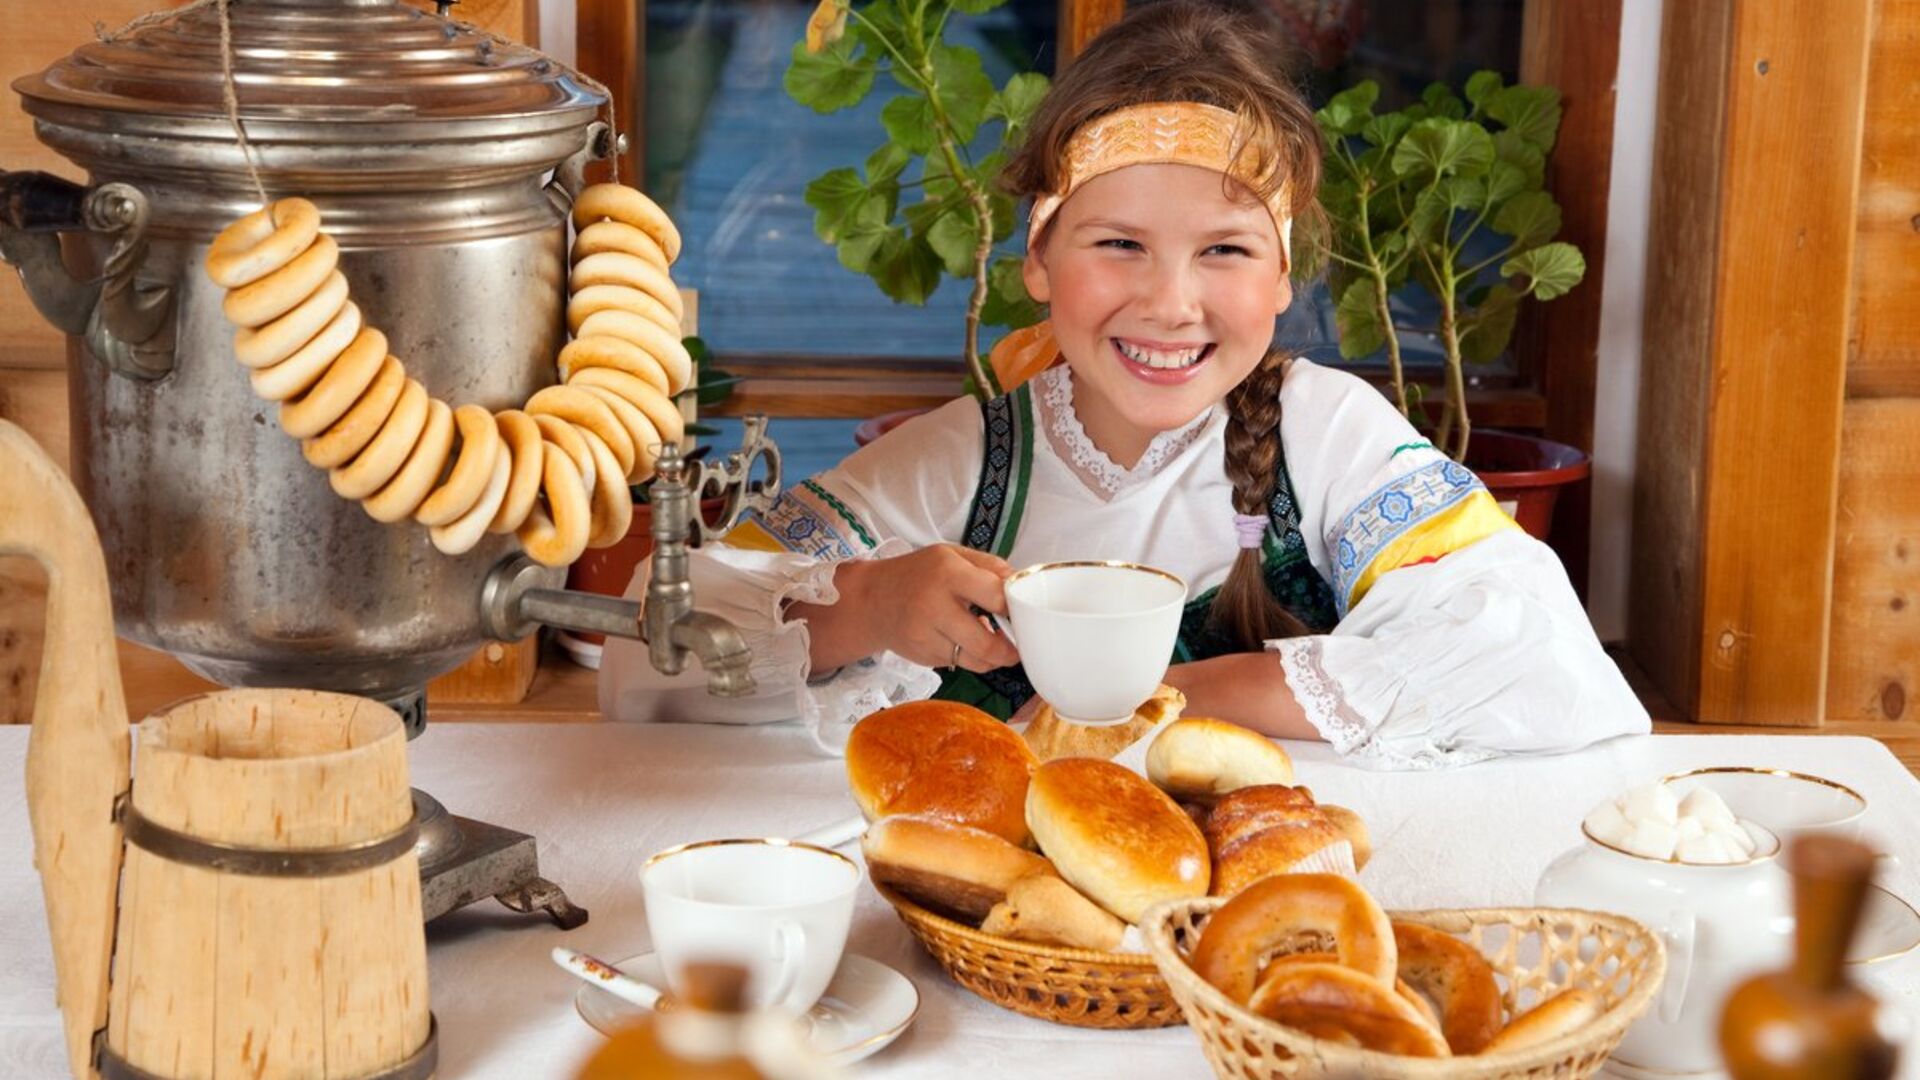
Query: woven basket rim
1141 897 1668 1074
875 882 1159 968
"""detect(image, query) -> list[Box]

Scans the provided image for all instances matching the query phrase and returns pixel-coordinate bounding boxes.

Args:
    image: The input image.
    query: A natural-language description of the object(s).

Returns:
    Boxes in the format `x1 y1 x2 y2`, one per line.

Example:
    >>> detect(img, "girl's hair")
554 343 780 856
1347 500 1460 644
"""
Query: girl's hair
1001 0 1321 648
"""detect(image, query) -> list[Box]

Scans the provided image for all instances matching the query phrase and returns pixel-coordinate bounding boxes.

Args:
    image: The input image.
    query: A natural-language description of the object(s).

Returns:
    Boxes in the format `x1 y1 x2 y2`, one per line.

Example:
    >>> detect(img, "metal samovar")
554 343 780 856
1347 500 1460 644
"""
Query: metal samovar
2 0 781 928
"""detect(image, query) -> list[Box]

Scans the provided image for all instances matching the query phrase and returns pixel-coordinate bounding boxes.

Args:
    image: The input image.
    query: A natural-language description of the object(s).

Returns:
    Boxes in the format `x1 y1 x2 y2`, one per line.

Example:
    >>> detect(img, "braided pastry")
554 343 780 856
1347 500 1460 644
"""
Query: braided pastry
204 184 693 564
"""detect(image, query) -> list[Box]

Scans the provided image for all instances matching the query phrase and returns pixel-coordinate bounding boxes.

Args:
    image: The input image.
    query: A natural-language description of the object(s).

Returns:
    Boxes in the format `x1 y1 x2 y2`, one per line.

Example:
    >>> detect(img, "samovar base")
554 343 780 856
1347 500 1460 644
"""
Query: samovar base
416 797 588 929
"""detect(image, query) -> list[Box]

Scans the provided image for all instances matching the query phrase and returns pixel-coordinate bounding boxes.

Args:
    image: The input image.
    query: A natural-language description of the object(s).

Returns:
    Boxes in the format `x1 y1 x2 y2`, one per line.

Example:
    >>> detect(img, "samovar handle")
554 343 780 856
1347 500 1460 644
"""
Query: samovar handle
0 170 176 380
548 121 625 203
0 419 132 1080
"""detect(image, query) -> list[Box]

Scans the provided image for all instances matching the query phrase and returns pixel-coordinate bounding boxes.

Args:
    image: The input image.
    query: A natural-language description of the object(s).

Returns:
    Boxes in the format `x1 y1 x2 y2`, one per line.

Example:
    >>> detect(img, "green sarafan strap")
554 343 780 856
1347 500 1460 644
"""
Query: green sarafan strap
959 383 1034 558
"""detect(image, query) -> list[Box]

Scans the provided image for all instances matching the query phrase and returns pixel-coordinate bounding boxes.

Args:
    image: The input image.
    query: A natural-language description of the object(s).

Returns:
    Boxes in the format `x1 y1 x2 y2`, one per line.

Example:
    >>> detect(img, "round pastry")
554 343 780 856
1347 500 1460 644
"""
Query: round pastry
1483 988 1602 1053
981 872 1127 951
1246 961 1451 1057
1392 921 1503 1055
845 700 1038 846
862 814 1055 922
1190 873 1396 1001
1146 717 1294 802
1022 683 1185 762
1260 951 1446 1036
1319 804 1372 871
1025 757 1209 923
205 197 322 289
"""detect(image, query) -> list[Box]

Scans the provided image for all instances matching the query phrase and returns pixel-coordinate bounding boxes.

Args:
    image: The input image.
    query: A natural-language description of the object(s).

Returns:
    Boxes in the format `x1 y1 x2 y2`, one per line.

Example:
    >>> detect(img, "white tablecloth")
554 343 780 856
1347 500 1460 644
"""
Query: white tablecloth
3 723 1918 1079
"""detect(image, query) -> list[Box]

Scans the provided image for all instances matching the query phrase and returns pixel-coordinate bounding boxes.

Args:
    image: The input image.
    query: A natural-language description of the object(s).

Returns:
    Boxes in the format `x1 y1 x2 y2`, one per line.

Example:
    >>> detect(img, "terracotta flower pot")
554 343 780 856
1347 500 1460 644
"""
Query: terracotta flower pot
560 498 730 665
1464 430 1591 540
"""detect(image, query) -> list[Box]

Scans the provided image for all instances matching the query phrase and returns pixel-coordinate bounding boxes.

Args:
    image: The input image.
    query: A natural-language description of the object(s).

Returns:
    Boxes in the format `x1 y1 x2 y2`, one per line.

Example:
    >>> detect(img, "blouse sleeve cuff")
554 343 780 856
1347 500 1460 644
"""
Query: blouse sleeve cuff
1269 637 1497 770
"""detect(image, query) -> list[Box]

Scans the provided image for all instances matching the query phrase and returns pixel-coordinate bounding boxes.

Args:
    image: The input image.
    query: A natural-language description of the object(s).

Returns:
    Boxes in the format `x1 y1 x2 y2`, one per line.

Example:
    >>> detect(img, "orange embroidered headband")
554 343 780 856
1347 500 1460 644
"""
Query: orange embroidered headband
1025 101 1295 263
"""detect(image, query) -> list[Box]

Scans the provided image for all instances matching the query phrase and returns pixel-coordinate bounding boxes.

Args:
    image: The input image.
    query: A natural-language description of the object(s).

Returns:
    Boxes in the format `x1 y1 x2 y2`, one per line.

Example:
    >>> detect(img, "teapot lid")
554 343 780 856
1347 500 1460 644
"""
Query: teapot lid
14 0 604 187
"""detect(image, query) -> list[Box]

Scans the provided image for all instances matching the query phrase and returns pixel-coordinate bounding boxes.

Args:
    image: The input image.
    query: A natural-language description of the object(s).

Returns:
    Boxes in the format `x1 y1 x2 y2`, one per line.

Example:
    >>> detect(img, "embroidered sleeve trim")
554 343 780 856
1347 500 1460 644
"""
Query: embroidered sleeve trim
752 481 879 559
1329 459 1487 615
801 480 878 549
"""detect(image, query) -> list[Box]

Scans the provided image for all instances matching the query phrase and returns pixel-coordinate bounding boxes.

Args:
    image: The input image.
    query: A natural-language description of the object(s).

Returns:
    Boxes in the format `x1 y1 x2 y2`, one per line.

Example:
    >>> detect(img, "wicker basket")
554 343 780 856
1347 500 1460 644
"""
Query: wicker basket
875 883 1184 1028
1141 898 1665 1079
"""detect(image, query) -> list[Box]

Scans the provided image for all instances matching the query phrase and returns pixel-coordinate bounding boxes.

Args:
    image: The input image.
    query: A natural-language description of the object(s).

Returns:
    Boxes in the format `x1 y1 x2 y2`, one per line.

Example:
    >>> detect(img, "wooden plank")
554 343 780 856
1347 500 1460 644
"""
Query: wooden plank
577 0 639 186
1057 0 1125 68
1692 0 1871 725
427 637 540 704
1628 0 1732 718
0 369 69 726
1846 0 1920 400
0 366 71 474
1826 400 1920 725
1515 0 1623 598
403 0 538 43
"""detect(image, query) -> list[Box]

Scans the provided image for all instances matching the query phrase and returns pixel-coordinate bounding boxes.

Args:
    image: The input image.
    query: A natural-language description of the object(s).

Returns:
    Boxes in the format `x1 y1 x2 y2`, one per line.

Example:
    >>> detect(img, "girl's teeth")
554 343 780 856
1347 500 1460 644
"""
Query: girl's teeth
1116 340 1206 368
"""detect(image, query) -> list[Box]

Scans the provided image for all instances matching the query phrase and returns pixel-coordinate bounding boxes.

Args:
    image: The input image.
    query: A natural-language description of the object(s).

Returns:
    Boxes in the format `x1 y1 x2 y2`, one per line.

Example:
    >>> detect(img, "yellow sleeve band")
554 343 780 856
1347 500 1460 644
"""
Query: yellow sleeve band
1345 488 1519 610
720 517 786 553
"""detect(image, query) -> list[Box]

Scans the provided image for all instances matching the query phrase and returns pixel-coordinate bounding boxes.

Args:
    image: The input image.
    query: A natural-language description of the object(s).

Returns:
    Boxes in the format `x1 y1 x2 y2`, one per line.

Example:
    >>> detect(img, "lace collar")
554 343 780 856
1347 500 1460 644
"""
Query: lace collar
1034 365 1215 501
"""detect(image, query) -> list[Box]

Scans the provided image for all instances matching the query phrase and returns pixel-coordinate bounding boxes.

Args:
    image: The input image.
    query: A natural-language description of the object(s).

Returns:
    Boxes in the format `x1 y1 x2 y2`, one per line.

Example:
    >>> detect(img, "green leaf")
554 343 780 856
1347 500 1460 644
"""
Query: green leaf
865 142 913 186
1492 190 1562 247
1457 283 1520 362
804 167 872 243
987 72 1049 146
782 38 875 114
950 0 1007 12
851 0 907 59
1493 129 1546 188
929 45 994 143
881 93 939 153
1482 160 1528 209
696 366 741 409
1392 119 1495 179
981 257 1043 328
1501 242 1586 300
1315 80 1379 136
1335 277 1389 359
1408 186 1453 245
1441 174 1483 210
835 208 894 272
871 230 943 304
1488 85 1563 153
1421 82 1466 120
987 190 1016 242
1360 112 1412 149
1464 70 1504 110
927 204 983 277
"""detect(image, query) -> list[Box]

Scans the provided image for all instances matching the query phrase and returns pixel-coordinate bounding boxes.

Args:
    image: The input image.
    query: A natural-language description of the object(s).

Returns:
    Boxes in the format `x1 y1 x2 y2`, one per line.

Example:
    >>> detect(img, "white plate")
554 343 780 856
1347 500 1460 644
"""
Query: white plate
1850 883 1920 966
574 950 920 1066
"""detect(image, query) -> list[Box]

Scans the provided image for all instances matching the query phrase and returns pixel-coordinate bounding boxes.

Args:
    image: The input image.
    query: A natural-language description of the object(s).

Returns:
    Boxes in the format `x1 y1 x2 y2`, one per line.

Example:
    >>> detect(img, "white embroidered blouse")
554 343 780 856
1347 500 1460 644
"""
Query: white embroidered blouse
599 361 1650 767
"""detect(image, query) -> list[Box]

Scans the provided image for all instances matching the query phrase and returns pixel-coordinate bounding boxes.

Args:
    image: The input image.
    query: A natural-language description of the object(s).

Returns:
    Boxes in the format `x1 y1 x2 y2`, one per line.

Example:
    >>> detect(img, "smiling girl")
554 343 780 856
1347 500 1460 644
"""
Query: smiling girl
602 0 1648 767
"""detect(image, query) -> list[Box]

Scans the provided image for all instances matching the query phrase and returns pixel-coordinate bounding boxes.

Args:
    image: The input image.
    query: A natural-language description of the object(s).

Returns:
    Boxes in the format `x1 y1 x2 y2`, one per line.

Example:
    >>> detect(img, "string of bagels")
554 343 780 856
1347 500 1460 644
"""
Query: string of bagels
189 0 691 567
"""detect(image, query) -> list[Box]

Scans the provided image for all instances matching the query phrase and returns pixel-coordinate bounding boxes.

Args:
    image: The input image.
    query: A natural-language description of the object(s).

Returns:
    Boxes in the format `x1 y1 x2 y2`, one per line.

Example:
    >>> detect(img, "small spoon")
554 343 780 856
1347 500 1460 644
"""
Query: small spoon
552 946 667 1010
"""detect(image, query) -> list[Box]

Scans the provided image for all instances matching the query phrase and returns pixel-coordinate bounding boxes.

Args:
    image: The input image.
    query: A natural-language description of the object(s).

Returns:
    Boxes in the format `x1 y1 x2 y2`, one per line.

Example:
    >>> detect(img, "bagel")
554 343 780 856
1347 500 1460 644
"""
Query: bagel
577 384 662 483
570 366 684 447
361 396 454 523
249 300 362 402
577 428 634 548
559 334 671 396
1258 952 1447 1037
1246 961 1451 1057
515 441 592 566
302 355 407 469
1482 988 1602 1053
430 444 512 555
1190 873 1397 1002
233 270 350 369
572 219 670 269
525 384 636 480
489 409 545 534
415 403 502 526
328 377 429 501
572 182 682 262
576 308 693 395
1392 921 1502 1054
567 283 681 338
531 413 597 493
223 232 339 328
570 251 684 319
278 325 386 439
205 197 322 288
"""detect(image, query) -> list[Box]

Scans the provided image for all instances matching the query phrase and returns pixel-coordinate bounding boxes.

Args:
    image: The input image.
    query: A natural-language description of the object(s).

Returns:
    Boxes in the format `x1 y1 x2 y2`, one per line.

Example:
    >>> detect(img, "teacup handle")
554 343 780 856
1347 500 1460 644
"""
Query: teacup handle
1657 907 1696 1025
972 603 1018 649
764 920 807 1011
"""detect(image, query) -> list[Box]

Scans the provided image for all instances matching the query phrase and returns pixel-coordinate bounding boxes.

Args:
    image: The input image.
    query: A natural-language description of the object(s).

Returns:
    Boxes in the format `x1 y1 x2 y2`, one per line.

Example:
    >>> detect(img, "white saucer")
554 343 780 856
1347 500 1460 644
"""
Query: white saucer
1849 883 1920 965
574 951 919 1066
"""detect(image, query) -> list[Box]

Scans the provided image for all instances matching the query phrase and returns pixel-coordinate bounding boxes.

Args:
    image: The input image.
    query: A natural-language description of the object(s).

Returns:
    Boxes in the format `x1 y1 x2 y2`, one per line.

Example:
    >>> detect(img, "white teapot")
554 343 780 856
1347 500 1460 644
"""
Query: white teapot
1535 814 1792 1077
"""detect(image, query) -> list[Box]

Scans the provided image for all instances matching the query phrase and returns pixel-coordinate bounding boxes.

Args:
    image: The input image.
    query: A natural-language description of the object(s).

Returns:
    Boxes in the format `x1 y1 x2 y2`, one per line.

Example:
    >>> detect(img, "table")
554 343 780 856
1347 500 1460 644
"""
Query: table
4 723 1918 1079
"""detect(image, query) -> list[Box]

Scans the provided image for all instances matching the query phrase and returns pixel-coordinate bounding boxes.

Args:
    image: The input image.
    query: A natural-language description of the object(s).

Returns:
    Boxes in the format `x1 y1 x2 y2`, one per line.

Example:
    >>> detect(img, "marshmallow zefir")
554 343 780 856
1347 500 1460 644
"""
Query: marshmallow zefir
1025 101 1295 264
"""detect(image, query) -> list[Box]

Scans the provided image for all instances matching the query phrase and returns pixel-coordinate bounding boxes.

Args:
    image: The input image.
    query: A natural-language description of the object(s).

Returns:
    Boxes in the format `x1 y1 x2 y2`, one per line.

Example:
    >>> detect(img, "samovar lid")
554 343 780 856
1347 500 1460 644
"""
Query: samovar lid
14 0 604 187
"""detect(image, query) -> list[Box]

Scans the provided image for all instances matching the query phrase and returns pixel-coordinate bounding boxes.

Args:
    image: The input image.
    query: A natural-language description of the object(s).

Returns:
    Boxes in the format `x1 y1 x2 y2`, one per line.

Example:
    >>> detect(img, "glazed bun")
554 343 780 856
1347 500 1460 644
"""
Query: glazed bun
1024 683 1184 762
1025 758 1210 922
1202 785 1351 897
1202 784 1320 853
1146 718 1294 802
862 814 1056 921
981 872 1127 951
846 700 1038 846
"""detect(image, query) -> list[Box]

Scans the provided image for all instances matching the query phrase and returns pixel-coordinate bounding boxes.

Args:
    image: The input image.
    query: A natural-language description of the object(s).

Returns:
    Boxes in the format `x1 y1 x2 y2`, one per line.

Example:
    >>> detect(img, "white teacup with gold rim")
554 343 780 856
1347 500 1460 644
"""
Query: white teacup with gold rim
1002 560 1187 726
641 838 860 1015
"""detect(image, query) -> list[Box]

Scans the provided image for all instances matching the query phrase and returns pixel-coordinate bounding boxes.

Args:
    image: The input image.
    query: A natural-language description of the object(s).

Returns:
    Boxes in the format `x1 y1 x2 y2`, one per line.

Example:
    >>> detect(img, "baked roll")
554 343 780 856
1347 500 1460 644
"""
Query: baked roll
1023 683 1184 762
862 814 1055 921
1025 757 1210 922
980 872 1126 951
1146 717 1294 802
846 700 1038 846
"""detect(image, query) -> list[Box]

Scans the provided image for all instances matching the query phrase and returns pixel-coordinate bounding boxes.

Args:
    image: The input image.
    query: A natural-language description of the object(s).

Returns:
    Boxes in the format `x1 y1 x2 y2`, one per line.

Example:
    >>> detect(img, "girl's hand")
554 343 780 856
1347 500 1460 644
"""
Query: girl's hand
790 545 1021 674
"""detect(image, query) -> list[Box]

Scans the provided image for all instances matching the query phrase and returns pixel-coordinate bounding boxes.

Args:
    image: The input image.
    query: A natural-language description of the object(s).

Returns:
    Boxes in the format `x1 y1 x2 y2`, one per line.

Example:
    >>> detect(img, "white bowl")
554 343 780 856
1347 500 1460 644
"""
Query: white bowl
1661 766 1867 842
